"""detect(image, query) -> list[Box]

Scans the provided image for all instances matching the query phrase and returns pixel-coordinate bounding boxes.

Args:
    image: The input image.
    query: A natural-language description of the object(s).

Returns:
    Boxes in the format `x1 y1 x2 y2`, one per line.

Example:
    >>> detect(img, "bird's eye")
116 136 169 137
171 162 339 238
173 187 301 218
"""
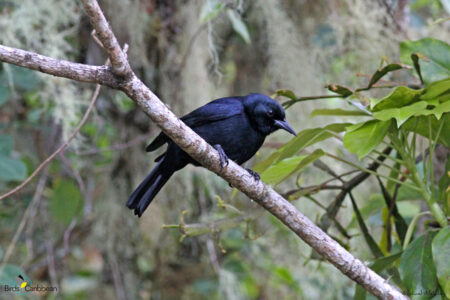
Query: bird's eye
267 109 274 117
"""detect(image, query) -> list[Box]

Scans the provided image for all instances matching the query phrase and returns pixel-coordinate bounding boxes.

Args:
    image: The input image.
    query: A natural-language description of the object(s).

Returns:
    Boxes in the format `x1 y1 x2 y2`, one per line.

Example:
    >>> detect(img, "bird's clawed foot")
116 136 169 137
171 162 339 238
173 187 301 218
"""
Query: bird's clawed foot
213 144 229 170
245 168 260 181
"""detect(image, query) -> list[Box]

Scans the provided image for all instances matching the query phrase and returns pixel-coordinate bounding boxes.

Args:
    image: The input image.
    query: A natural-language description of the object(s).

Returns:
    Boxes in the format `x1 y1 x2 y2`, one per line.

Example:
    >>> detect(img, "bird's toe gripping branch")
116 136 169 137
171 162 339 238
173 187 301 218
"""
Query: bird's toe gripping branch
213 144 229 170
245 168 260 181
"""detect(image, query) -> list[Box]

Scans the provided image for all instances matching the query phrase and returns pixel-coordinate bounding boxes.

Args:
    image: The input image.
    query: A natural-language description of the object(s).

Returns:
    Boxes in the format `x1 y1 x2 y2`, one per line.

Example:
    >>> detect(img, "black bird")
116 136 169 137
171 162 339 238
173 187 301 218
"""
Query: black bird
127 93 296 217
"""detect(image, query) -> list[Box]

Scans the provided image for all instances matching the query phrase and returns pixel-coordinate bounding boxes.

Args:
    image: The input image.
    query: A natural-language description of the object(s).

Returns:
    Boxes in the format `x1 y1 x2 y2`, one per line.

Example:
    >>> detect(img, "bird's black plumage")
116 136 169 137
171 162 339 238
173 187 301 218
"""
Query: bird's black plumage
127 93 296 217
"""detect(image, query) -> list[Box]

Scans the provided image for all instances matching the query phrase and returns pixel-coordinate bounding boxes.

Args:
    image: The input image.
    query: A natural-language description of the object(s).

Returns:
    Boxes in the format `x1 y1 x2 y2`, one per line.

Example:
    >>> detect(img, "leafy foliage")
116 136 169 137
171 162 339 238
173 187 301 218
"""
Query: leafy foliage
270 37 449 299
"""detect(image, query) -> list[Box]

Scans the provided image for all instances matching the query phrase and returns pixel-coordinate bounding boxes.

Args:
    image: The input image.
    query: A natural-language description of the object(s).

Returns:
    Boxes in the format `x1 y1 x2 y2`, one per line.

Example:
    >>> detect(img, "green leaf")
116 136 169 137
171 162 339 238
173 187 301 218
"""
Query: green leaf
0 135 13 156
366 63 405 89
370 86 423 111
343 120 391 159
437 159 449 208
260 155 307 185
0 155 27 182
49 179 83 224
373 101 428 127
372 251 403 273
261 149 325 185
254 123 349 173
0 85 9 106
421 101 450 120
400 38 450 84
277 123 348 162
326 84 353 97
432 227 450 298
311 108 370 117
354 252 403 300
420 78 450 101
199 0 223 23
226 9 251 44
274 267 296 286
403 113 450 147
399 231 439 299
411 53 424 84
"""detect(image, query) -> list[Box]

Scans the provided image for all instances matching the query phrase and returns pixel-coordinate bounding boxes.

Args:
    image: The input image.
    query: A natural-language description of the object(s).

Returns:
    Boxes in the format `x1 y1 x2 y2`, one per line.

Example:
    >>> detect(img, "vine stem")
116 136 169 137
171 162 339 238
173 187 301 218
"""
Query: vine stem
325 153 420 191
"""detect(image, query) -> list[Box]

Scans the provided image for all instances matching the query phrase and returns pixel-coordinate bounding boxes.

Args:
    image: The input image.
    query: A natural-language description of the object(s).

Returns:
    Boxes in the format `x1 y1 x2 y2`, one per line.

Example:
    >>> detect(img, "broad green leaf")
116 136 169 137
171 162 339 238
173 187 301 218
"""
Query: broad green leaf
311 108 370 117
420 78 450 101
372 251 403 273
261 149 325 186
288 149 324 178
403 113 450 147
0 155 27 182
343 120 391 159
396 202 420 218
354 252 403 300
253 151 281 174
276 123 349 162
399 231 438 300
366 63 405 89
437 158 449 209
432 227 450 298
0 135 13 156
400 38 450 84
373 101 428 126
199 0 223 23
49 179 83 224
0 85 9 106
419 101 450 120
260 155 307 185
370 86 423 111
254 123 350 173
227 9 251 44
326 84 353 97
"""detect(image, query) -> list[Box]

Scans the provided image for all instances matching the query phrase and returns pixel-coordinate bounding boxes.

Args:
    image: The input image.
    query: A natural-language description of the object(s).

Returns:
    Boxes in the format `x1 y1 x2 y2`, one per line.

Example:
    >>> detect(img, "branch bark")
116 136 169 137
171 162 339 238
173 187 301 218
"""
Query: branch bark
0 44 119 88
0 1 408 299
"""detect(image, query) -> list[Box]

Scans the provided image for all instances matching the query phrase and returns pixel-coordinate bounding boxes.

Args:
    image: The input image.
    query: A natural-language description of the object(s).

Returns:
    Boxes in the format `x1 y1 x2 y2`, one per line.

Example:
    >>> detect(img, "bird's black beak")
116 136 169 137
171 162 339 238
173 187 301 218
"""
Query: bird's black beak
274 119 297 136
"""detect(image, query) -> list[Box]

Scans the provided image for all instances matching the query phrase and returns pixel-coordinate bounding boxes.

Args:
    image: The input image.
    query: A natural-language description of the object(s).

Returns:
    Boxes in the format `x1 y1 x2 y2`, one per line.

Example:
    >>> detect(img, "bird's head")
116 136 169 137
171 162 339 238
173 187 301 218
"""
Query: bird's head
244 93 296 136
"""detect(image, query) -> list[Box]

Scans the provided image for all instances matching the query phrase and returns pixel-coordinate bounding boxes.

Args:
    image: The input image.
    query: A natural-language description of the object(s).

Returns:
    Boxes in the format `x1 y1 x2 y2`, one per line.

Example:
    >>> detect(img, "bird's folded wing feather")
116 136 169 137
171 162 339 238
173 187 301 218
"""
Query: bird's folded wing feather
146 97 244 152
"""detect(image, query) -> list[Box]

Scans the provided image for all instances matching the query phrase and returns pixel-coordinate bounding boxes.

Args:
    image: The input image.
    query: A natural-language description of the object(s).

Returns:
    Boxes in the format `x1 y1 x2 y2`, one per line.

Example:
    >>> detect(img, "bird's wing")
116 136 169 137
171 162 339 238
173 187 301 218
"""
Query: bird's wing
146 97 244 152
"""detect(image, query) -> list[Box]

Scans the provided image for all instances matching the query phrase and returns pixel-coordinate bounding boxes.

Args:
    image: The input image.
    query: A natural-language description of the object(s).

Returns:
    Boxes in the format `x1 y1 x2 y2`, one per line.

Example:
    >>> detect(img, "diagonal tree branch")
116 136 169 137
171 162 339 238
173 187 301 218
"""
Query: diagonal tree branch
82 0 132 77
0 1 408 299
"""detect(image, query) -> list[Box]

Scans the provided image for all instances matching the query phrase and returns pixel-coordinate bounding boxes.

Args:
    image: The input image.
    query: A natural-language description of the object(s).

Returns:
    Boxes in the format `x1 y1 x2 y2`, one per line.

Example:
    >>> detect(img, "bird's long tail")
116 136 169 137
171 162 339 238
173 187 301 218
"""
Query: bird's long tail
126 156 173 217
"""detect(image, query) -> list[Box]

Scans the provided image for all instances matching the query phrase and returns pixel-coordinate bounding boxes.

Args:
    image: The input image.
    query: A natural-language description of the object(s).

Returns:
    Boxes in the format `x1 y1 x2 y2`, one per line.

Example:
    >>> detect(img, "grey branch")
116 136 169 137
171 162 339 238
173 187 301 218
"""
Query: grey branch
0 0 409 299
82 0 132 77
0 44 119 88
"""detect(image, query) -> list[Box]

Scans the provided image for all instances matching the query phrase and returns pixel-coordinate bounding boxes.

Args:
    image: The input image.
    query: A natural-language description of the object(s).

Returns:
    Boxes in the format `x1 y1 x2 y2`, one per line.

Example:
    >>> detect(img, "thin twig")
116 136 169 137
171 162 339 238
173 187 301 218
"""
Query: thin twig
319 147 393 232
75 133 152 156
1 168 49 267
0 85 101 201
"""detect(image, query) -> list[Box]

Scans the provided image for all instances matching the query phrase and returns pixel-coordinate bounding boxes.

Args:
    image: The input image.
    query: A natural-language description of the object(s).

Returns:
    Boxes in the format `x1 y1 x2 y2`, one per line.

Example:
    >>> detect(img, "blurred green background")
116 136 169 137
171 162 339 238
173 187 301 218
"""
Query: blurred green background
0 0 449 299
